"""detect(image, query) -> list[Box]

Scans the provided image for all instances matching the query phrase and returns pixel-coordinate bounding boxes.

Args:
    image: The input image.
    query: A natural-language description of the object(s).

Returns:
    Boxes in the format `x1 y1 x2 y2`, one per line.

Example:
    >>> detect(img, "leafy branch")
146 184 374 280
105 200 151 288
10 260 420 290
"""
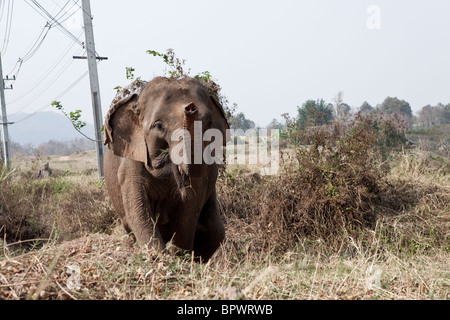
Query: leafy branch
126 67 141 81
147 49 226 103
52 101 86 130
146 48 189 79
125 48 237 123
51 101 102 142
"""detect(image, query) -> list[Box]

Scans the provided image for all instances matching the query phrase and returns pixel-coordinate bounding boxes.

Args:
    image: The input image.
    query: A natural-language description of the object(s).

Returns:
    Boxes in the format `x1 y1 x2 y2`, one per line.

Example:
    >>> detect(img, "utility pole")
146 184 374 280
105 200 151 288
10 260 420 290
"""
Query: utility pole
82 0 104 179
0 53 11 167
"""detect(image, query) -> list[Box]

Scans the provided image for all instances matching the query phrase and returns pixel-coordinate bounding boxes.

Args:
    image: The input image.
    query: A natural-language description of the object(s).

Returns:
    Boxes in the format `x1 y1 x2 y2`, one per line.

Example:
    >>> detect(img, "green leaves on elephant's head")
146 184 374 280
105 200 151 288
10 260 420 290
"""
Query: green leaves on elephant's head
146 48 236 125
146 49 186 79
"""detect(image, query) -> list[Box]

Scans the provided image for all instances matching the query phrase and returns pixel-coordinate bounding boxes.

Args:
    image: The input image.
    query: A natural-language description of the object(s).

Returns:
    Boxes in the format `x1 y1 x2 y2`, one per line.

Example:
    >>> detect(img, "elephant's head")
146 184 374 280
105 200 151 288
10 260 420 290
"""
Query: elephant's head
104 77 229 190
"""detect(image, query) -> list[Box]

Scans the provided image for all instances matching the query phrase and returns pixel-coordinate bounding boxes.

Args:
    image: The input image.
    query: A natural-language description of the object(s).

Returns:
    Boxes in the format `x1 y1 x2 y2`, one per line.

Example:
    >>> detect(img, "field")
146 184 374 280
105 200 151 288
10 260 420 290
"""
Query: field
0 126 449 300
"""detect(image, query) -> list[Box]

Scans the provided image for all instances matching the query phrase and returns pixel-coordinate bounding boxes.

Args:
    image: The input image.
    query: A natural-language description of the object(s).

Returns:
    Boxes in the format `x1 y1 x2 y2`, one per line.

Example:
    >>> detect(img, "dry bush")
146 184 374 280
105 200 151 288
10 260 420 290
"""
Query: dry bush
0 168 115 247
375 152 450 255
218 113 413 254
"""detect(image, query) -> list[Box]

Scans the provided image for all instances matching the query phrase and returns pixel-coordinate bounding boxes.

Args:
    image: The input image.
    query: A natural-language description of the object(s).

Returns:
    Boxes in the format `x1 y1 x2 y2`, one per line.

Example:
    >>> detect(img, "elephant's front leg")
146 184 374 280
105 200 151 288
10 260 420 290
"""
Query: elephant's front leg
120 182 165 251
193 189 225 262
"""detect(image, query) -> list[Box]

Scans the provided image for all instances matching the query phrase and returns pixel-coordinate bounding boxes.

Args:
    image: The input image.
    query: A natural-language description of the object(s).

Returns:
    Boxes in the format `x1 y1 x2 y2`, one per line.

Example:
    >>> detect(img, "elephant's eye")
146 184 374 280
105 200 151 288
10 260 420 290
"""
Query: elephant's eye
153 121 165 131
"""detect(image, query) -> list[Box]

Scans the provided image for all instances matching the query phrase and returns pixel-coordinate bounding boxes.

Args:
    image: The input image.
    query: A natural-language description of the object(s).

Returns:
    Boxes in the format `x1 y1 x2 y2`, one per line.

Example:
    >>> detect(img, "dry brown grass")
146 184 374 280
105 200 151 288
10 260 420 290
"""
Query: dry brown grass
0 118 449 300
0 227 447 300
0 156 115 245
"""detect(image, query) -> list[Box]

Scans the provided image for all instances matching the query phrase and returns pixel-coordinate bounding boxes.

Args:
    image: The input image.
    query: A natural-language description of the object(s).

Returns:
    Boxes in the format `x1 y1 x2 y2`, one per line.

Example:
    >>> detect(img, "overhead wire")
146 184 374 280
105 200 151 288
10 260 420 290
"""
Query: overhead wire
6 0 86 105
8 29 84 106
1 0 14 54
0 0 6 21
70 0 91 20
50 0 71 19
9 46 85 114
21 25 52 63
5 1 82 80
4 25 49 82
12 55 105 123
53 0 79 24
13 69 89 124
7 0 105 125
25 0 84 47
3 23 52 83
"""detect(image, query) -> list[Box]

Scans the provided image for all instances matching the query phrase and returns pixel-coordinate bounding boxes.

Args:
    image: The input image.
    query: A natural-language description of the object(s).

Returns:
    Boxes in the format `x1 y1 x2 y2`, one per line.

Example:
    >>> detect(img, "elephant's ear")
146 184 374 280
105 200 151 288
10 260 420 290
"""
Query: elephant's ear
210 95 230 146
104 94 149 165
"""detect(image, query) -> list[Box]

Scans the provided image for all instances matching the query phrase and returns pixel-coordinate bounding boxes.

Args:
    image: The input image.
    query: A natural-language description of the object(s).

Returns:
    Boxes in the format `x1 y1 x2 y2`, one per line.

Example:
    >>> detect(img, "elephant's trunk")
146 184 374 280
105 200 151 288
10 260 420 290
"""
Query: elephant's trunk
181 102 201 177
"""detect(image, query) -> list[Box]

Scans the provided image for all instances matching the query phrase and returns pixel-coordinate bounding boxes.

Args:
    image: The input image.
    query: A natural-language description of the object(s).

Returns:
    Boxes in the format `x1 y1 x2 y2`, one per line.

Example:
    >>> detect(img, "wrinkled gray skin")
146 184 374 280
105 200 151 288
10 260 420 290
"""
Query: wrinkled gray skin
104 77 228 262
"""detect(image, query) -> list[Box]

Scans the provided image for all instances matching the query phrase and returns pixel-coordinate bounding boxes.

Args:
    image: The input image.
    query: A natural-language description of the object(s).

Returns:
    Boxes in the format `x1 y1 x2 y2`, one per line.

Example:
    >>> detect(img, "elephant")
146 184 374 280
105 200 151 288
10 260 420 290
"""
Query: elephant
103 76 229 262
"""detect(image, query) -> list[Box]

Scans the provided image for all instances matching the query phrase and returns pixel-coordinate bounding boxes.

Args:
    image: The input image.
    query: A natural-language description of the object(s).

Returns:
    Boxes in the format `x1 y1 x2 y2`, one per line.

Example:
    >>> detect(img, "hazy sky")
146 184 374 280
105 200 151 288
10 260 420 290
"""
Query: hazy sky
1 0 449 128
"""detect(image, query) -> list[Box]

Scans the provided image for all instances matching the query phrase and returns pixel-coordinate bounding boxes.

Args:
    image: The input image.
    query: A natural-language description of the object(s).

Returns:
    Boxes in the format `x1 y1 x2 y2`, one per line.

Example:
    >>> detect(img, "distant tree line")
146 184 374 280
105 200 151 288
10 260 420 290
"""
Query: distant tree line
358 98 450 130
221 94 450 134
265 94 450 131
415 103 450 129
10 138 95 157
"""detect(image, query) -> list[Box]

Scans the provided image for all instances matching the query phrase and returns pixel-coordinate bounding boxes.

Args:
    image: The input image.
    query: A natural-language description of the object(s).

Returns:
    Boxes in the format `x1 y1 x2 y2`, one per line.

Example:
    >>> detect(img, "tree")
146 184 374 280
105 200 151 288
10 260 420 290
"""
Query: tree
341 103 351 112
359 101 373 114
333 91 351 119
443 103 450 124
379 97 412 118
267 118 286 130
229 112 255 130
417 103 450 128
297 99 334 128
418 105 441 129
376 97 413 128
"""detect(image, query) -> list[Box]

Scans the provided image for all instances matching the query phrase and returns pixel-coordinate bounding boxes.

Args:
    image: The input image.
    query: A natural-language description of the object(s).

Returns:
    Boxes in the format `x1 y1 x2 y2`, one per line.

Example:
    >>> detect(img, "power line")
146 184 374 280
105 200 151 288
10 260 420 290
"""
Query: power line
2 1 82 82
4 4 85 94
12 69 89 124
9 47 85 114
6 57 21 77
0 0 6 22
10 25 82 79
1 0 14 53
3 23 52 82
52 0 80 24
50 0 72 20
8 35 84 106
1 0 14 54
58 2 81 24
24 0 84 47
7 0 97 115
4 25 50 81
10 52 104 122
20 24 52 63
32 0 84 46
71 0 91 20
